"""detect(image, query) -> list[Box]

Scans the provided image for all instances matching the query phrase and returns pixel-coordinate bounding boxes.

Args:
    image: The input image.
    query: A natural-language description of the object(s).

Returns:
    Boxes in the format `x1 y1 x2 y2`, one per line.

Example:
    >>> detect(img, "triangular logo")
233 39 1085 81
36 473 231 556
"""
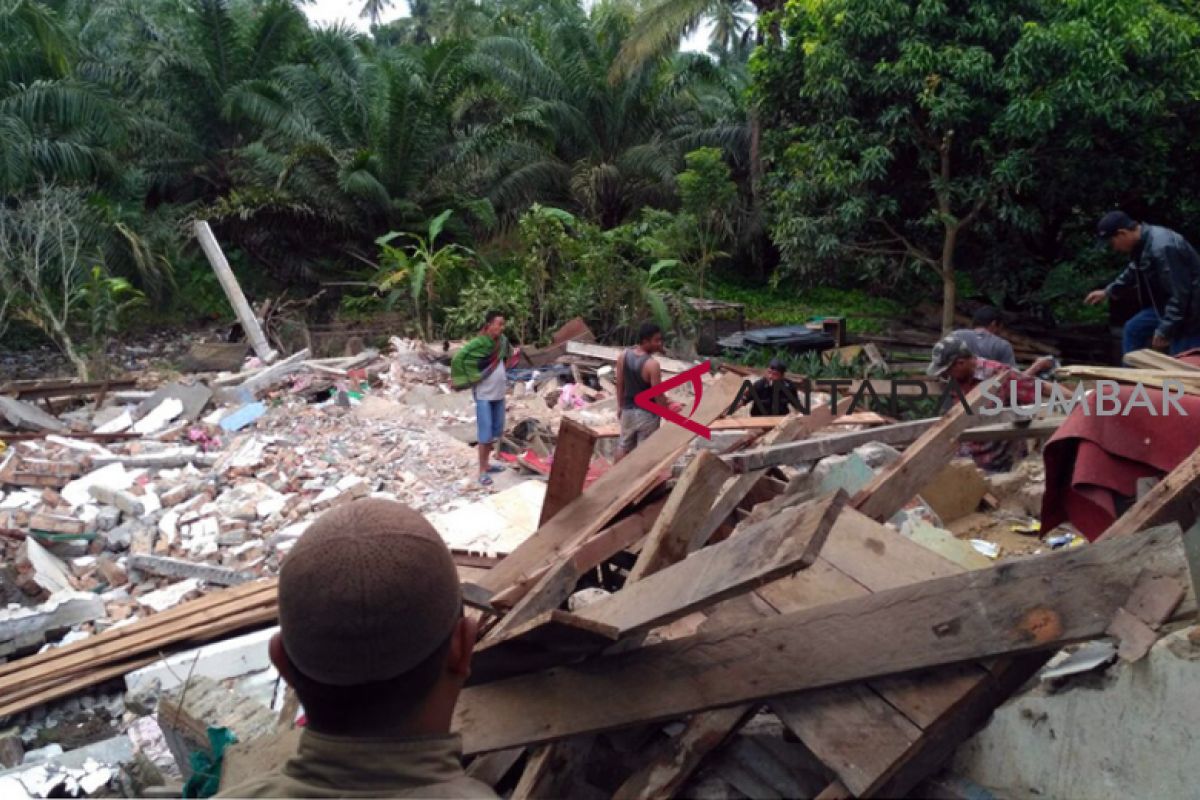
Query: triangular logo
634 360 713 439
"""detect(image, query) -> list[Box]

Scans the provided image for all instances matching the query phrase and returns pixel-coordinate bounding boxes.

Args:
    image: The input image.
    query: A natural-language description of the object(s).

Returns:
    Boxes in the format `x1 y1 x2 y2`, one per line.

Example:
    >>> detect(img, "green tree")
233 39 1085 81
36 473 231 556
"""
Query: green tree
467 1 748 228
675 146 737 298
756 0 1200 331
0 0 123 194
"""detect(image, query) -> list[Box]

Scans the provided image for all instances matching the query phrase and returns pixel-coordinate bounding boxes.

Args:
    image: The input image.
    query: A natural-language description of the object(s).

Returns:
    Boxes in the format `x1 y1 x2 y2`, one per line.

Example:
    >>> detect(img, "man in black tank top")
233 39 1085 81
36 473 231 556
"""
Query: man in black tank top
614 321 679 461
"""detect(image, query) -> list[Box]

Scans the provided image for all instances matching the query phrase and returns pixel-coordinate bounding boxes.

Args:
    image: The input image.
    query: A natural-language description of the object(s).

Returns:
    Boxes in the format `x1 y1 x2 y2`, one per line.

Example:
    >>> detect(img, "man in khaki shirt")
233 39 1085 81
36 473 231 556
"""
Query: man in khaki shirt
218 499 496 798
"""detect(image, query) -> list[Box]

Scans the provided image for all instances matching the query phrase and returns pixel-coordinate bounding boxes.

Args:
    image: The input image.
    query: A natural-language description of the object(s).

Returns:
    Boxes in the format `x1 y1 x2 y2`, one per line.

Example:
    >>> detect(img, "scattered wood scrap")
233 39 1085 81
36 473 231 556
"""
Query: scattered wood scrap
455 524 1196 754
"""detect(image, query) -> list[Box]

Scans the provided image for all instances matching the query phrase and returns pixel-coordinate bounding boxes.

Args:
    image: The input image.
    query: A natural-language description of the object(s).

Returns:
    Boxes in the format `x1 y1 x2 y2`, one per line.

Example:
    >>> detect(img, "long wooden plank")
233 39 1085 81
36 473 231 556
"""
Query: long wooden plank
472 496 843 682
564 341 697 374
725 415 1060 473
845 447 1200 798
539 418 598 526
761 510 978 796
1098 446 1200 541
853 386 986 522
692 401 848 549
455 522 1196 755
727 418 937 473
611 705 752 800
626 449 732 582
477 372 744 596
1124 348 1200 372
586 494 841 635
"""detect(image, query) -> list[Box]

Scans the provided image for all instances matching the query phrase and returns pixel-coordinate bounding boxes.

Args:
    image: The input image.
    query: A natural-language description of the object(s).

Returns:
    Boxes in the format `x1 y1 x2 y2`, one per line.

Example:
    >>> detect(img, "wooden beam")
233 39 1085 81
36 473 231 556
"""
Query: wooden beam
852 386 986 522
1097 445 1200 541
564 341 697 374
724 416 1061 473
476 372 744 597
626 449 733 583
0 377 137 401
511 736 593 799
471 495 844 682
486 502 662 612
594 494 841 636
456 522 1196 755
611 705 752 800
850 446 1200 798
1124 348 1200 372
194 220 276 363
692 401 849 548
539 418 598 526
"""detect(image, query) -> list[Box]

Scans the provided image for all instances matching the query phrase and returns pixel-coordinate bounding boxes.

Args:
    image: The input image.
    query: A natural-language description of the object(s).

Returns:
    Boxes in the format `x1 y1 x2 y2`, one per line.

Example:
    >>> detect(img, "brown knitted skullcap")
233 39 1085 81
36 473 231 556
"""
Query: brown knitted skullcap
278 498 461 686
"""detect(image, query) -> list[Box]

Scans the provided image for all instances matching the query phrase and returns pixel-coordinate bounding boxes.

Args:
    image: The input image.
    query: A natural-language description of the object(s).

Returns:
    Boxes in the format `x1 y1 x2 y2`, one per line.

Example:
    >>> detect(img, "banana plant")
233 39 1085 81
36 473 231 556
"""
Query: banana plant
376 209 474 340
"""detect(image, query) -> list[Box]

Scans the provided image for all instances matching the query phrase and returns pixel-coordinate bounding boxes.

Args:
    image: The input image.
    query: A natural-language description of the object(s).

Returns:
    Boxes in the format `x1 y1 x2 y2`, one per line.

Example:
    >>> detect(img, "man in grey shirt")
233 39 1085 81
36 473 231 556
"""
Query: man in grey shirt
952 306 1016 366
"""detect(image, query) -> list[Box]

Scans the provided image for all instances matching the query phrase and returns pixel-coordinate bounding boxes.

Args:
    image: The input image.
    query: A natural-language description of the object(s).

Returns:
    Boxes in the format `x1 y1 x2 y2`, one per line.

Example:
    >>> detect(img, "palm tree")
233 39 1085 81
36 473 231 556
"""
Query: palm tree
360 0 395 27
611 0 765 82
461 0 748 228
708 0 752 55
0 0 123 194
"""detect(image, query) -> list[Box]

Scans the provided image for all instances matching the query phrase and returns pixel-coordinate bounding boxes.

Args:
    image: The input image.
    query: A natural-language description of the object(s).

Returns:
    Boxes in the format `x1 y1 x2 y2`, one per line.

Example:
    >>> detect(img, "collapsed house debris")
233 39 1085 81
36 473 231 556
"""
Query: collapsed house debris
3 307 1200 799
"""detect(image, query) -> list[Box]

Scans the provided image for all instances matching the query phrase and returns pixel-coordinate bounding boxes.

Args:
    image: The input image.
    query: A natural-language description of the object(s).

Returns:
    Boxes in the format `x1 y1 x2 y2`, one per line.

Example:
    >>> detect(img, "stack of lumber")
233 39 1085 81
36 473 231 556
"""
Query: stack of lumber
0 580 278 718
3 362 1198 799
443 381 1199 798
1061 348 1200 395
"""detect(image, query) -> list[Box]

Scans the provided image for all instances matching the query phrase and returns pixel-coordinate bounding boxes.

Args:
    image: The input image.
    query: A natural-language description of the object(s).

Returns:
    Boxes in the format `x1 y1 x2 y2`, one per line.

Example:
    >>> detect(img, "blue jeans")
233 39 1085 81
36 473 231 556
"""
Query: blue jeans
1122 308 1200 355
475 399 505 445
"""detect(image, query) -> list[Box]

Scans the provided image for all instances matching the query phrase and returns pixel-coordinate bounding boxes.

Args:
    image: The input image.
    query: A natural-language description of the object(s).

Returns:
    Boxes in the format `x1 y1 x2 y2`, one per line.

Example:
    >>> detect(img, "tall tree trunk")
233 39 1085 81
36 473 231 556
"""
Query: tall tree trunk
940 224 958 334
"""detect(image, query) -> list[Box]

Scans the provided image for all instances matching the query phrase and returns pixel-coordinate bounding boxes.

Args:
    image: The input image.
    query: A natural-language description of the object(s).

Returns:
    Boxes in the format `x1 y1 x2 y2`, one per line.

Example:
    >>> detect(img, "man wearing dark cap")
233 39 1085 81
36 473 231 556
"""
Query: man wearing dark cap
1085 211 1200 355
928 334 1046 472
218 499 496 798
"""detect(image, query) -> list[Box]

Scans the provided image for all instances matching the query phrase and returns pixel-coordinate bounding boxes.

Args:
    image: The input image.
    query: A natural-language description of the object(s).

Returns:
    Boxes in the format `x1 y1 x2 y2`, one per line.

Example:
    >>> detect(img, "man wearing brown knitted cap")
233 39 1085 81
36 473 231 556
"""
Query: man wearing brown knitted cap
218 499 496 798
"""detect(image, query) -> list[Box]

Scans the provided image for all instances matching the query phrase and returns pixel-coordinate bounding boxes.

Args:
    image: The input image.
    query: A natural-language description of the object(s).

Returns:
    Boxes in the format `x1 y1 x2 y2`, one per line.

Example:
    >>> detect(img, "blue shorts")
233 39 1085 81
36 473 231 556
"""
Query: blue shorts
475 399 505 445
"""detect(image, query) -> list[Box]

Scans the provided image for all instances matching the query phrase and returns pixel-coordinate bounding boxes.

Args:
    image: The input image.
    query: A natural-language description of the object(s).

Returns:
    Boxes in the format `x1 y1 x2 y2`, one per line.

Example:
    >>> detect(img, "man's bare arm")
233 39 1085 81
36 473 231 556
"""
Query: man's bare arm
615 352 624 416
645 359 670 407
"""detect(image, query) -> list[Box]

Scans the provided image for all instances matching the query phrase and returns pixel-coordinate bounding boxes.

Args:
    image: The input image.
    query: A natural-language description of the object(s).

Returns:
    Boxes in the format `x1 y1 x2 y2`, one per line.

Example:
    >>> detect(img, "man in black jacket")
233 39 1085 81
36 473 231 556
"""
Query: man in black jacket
1085 211 1200 355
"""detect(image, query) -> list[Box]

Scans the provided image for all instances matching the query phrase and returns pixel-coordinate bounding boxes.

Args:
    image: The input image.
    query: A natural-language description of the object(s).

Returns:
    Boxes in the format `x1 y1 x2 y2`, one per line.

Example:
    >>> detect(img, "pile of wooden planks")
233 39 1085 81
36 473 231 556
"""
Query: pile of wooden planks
4 362 1199 799
0 579 278 719
444 381 1200 798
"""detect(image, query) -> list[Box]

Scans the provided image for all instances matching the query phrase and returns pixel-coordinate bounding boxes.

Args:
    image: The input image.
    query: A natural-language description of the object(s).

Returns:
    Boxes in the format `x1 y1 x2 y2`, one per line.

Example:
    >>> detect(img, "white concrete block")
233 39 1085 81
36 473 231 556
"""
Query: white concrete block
124 627 278 694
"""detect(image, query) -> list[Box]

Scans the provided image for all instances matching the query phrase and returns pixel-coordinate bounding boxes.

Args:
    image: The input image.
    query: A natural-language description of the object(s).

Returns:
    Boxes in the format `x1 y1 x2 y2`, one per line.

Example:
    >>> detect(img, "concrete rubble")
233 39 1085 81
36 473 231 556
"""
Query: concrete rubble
0 331 639 792
4 324 1183 799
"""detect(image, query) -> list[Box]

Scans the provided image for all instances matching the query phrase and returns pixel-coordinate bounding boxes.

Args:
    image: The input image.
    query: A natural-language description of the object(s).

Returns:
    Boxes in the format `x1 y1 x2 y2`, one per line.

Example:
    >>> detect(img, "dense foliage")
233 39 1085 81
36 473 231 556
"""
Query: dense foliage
7 0 1200 376
0 0 751 371
754 0 1200 329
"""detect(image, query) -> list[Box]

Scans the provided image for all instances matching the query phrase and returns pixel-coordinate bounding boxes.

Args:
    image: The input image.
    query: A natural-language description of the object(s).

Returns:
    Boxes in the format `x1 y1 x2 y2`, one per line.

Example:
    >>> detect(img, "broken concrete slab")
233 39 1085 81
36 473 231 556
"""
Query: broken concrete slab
125 627 277 695
135 383 212 424
18 538 74 597
127 555 253 587
87 485 160 518
61 464 135 509
158 675 277 778
132 398 184 435
0 396 66 433
136 579 200 613
94 410 133 434
0 593 105 655
0 734 134 797
952 625 1200 800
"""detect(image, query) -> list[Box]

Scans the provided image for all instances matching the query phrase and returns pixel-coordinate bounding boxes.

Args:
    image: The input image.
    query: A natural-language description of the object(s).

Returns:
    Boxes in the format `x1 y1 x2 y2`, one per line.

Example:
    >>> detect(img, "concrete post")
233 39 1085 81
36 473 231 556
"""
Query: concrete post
193 220 278 364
